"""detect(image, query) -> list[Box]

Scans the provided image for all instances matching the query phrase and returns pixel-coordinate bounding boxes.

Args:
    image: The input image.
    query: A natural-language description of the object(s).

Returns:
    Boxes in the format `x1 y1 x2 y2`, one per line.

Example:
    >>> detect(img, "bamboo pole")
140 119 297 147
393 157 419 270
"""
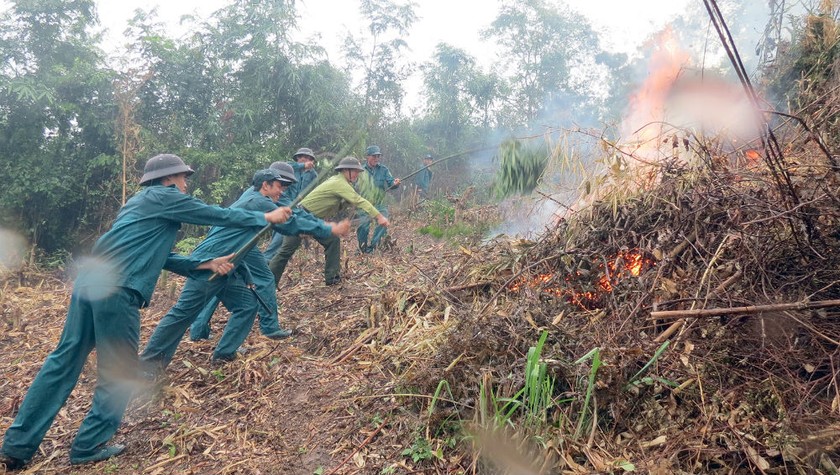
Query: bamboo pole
650 299 840 319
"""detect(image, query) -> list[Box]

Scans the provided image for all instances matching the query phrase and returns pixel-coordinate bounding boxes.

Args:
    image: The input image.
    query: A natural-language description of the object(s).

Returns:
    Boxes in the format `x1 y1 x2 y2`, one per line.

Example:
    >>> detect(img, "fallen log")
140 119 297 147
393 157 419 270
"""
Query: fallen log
650 299 840 319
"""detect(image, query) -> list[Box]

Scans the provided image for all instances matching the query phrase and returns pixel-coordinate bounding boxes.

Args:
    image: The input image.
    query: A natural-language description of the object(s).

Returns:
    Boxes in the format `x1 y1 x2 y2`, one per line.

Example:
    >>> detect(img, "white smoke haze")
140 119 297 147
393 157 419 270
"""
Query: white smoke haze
0 228 27 274
70 256 121 301
487 1 778 240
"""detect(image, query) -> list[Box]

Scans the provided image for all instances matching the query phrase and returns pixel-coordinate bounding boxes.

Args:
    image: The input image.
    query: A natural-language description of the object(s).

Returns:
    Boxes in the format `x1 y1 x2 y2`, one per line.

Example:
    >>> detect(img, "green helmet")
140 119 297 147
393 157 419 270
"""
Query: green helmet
365 145 381 156
293 147 315 160
334 156 364 171
268 161 297 183
139 154 195 186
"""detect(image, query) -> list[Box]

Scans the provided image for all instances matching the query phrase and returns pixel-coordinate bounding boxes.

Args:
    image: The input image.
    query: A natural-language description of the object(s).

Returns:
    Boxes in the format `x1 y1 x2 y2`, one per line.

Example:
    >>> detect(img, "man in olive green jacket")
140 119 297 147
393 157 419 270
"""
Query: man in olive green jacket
268 156 388 286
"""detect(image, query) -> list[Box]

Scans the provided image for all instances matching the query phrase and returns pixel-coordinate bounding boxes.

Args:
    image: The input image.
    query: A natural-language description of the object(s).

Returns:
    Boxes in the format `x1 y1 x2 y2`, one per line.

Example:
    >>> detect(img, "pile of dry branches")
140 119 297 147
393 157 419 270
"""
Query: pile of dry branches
382 133 840 472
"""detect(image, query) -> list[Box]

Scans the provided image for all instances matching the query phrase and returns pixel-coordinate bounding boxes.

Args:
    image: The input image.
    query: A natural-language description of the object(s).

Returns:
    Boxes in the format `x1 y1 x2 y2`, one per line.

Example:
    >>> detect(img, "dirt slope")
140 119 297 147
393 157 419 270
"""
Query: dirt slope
0 212 454 475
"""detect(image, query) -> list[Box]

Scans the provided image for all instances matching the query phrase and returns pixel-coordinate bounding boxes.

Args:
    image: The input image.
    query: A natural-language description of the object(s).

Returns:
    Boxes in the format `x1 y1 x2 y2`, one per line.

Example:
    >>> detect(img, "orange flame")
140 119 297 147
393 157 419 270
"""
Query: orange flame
508 249 655 309
621 27 691 160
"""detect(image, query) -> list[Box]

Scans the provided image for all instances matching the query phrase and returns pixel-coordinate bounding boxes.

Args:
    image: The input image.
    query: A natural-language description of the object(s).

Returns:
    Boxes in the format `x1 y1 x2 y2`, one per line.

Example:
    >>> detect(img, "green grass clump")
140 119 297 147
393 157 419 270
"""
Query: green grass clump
493 139 549 198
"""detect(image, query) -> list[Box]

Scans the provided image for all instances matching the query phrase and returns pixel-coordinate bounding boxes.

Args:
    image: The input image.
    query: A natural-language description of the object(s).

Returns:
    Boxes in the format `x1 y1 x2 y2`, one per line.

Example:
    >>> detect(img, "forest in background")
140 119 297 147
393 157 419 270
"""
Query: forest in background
1 0 832 260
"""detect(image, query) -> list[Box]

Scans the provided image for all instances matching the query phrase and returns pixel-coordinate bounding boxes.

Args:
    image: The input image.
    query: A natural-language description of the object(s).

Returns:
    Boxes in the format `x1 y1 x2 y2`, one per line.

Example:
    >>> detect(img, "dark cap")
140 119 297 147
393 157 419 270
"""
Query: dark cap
253 168 294 188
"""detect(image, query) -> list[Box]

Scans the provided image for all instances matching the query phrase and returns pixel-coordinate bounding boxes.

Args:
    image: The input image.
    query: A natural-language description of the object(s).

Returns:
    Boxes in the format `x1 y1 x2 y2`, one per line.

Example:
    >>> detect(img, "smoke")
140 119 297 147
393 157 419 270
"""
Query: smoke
486 1 778 240
0 228 27 274
69 256 121 301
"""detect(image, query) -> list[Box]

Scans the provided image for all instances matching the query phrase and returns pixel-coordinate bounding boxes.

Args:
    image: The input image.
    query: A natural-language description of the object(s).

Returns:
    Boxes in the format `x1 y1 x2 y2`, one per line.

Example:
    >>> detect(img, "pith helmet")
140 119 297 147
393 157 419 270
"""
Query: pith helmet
140 154 195 186
293 147 315 160
268 162 298 183
424 154 433 160
334 156 364 171
365 145 381 156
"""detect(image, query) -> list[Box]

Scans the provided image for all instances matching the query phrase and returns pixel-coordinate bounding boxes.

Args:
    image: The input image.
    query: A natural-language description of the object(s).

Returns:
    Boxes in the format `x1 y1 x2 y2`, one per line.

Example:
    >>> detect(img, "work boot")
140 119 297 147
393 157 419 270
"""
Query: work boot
139 359 166 384
211 348 243 364
263 329 293 340
0 452 27 471
189 325 211 341
70 444 125 465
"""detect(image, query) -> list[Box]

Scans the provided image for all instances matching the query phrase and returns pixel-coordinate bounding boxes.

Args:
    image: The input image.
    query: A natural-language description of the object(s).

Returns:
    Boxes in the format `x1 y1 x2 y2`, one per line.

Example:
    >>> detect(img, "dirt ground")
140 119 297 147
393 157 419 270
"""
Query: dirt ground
0 207 461 475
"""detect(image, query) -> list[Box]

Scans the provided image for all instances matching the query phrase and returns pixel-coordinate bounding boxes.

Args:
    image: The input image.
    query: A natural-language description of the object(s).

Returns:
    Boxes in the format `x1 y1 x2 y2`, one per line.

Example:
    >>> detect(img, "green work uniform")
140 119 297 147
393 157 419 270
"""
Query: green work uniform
415 167 432 195
142 188 332 366
357 162 397 253
269 174 379 284
1 184 269 465
189 191 332 341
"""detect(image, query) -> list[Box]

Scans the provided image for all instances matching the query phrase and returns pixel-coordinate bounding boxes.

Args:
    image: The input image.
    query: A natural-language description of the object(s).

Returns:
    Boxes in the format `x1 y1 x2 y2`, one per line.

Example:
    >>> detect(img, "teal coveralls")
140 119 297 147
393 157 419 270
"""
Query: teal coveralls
141 189 331 366
357 162 397 253
0 184 269 464
414 167 432 195
189 190 331 341
264 161 317 260
269 174 380 284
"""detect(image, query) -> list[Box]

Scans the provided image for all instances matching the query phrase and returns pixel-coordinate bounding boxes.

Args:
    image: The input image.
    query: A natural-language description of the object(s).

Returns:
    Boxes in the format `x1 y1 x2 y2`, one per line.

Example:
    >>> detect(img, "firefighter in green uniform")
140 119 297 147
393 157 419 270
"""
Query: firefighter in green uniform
264 148 319 260
414 154 434 196
357 145 400 253
0 155 291 471
141 168 350 371
188 162 321 342
269 156 388 286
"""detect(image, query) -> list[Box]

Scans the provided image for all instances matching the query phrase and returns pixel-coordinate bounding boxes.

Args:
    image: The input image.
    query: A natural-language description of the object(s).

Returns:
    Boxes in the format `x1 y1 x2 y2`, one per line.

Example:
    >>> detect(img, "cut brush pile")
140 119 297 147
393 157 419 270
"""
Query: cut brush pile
381 132 840 473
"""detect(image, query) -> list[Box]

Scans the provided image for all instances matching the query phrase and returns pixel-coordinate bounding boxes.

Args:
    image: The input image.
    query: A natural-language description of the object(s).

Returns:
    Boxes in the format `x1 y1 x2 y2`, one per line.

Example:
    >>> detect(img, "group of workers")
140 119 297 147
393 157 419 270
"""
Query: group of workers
0 145 434 471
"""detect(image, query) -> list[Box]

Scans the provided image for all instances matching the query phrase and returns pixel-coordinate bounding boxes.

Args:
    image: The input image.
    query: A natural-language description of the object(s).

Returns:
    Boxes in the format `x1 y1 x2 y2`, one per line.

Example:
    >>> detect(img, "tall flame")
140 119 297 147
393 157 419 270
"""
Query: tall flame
621 27 691 154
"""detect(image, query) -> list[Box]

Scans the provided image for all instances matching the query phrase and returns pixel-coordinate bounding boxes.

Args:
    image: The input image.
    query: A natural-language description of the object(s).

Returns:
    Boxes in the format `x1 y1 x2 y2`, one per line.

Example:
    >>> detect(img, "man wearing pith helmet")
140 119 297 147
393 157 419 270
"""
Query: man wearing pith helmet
188 162 349 342
269 156 387 286
283 147 319 202
356 145 400 253
141 167 348 371
0 154 292 471
264 147 319 260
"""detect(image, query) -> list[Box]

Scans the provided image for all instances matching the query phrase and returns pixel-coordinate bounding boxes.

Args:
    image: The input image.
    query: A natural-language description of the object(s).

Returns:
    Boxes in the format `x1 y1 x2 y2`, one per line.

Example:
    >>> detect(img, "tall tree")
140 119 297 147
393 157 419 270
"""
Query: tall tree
342 0 418 126
482 0 599 125
419 44 505 152
0 0 117 254
421 44 477 150
122 2 357 205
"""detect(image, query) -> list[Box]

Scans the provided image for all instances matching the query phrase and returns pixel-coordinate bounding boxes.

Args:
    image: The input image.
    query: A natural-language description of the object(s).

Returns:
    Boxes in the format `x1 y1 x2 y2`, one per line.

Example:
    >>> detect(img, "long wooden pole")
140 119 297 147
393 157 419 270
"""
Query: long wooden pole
386 144 499 191
650 299 840 319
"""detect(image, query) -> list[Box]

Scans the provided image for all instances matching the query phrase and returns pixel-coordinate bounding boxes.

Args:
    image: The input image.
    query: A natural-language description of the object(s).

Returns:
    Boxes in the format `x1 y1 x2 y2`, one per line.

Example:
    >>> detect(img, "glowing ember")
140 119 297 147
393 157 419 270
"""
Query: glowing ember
508 249 655 309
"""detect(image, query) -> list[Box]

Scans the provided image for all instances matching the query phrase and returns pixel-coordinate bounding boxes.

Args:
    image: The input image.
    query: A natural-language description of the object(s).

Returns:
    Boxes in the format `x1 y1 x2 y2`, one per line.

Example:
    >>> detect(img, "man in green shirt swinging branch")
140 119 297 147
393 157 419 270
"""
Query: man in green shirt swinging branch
0 154 291 471
268 156 388 286
414 154 434 197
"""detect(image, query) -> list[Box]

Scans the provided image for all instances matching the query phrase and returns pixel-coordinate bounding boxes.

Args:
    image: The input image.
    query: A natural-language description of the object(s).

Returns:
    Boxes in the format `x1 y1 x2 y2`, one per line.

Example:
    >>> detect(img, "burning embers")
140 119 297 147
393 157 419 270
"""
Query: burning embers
508 249 655 309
